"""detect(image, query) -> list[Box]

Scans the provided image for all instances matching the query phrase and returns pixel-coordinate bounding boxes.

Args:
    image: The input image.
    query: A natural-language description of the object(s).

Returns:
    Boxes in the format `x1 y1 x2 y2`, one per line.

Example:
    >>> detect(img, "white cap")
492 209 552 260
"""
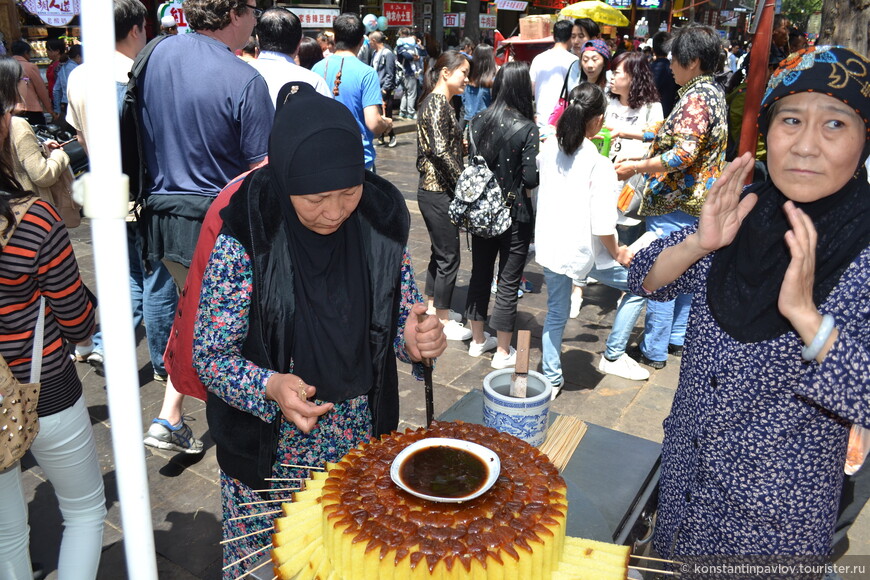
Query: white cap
161 15 177 28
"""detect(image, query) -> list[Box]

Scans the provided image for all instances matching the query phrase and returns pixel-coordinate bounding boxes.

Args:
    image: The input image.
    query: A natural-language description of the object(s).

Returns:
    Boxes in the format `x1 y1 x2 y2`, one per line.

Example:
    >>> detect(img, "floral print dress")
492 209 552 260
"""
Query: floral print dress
194 233 423 578
638 74 728 218
629 225 870 561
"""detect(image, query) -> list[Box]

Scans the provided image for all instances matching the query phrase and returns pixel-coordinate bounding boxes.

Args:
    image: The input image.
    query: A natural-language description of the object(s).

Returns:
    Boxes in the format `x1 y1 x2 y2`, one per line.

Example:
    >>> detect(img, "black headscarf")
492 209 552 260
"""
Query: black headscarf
707 46 870 343
269 82 371 402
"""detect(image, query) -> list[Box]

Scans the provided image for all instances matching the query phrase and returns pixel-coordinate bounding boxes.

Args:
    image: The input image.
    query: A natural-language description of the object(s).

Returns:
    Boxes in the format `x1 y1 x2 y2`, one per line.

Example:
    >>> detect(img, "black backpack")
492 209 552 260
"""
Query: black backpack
120 35 168 208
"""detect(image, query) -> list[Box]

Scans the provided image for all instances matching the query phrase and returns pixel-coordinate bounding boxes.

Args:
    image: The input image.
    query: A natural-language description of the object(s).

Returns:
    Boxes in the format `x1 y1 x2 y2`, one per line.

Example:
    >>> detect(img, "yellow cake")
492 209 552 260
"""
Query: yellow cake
271 420 628 580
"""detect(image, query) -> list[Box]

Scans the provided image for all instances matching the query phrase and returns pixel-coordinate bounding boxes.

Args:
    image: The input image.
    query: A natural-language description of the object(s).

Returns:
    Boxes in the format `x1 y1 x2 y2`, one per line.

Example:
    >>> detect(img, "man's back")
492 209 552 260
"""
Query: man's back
312 54 382 168
250 50 331 105
650 57 678 117
529 47 578 123
139 33 273 199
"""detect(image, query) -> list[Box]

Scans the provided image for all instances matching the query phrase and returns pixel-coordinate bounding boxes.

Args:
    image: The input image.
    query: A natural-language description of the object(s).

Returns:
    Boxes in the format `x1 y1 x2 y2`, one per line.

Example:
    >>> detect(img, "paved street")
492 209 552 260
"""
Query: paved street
20 123 870 578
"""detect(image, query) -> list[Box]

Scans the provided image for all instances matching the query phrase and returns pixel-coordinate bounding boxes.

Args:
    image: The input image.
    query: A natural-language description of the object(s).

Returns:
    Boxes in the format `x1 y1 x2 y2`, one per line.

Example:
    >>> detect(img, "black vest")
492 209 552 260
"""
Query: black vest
207 169 410 489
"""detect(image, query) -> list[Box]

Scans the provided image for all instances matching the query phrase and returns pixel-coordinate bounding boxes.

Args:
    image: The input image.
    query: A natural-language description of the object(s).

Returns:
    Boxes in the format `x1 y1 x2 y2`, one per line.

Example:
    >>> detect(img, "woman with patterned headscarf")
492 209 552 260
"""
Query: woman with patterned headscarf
630 45 870 564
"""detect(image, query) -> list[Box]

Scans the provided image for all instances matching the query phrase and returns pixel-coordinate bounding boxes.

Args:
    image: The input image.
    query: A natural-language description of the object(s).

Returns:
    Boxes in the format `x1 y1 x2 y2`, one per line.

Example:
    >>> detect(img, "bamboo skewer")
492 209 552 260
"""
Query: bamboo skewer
239 498 296 507
538 415 588 471
235 557 273 580
228 509 282 522
223 544 270 571
264 477 303 482
630 565 678 575
249 487 301 493
630 554 684 565
221 526 275 545
279 463 325 470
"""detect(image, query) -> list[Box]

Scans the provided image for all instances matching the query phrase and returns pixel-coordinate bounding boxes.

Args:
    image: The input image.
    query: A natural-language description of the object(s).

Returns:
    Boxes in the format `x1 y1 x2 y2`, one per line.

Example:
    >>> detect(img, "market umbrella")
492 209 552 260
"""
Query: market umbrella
559 1 630 27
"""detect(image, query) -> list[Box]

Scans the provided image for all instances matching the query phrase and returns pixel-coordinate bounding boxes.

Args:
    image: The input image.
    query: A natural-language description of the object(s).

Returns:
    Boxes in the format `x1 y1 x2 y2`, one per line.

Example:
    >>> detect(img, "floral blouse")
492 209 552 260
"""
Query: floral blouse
193 233 423 425
416 92 464 193
629 225 870 559
639 74 728 218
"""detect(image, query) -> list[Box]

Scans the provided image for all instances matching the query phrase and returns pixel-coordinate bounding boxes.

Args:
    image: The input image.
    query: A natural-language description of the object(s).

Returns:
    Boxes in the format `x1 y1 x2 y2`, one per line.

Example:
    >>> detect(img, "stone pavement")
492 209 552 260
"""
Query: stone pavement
21 133 870 579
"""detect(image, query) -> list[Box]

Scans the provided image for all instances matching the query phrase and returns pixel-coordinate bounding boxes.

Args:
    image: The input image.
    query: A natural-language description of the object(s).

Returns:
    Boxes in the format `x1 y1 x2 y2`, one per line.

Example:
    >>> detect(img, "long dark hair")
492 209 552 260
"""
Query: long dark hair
0 56 30 236
474 61 534 162
610 51 660 109
556 81 606 156
419 50 466 103
468 44 496 89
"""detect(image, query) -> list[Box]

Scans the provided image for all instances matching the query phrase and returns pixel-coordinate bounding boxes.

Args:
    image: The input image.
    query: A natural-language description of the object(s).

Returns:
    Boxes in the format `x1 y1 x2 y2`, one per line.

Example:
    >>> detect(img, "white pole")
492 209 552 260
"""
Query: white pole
79 2 158 579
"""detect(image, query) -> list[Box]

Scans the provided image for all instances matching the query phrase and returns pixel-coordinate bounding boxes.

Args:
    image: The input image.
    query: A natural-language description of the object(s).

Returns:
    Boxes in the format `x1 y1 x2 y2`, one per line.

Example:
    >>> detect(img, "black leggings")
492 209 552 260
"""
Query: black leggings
465 220 532 333
417 189 460 311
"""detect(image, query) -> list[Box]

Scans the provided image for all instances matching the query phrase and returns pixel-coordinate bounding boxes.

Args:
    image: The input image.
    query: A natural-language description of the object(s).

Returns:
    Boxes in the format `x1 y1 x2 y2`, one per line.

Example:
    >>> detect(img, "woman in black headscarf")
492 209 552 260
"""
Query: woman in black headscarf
628 46 870 564
190 83 446 578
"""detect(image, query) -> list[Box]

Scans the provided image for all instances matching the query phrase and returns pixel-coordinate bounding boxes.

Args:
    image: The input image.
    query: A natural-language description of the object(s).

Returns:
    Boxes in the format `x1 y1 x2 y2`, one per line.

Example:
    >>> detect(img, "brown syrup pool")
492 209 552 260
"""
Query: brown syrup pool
398 445 489 499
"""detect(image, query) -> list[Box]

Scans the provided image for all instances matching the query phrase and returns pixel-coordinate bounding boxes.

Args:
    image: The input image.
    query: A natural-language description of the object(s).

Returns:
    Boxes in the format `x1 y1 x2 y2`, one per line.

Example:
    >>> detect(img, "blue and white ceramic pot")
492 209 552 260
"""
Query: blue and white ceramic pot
482 369 552 447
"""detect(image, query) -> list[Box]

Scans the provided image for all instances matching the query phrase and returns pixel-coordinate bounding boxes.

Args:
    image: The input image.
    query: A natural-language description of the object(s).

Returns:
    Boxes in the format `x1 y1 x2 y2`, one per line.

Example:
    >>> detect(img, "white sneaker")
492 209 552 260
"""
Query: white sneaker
468 333 498 357
550 381 563 400
428 307 462 322
597 353 650 381
491 346 517 369
441 319 472 341
569 293 583 319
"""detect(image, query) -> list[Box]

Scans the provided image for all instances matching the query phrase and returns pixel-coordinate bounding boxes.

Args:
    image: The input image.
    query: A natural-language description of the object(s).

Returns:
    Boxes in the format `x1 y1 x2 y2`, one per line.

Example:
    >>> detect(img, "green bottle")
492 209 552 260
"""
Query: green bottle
591 126 611 157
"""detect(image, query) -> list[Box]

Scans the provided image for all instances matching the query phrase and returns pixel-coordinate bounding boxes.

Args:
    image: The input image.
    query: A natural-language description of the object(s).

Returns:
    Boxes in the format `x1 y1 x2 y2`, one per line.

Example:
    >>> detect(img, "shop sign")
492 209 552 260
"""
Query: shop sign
20 0 80 26
637 0 662 7
444 13 463 28
533 0 566 10
480 14 497 29
382 3 414 27
496 0 529 10
158 1 190 34
607 0 632 8
294 8 341 28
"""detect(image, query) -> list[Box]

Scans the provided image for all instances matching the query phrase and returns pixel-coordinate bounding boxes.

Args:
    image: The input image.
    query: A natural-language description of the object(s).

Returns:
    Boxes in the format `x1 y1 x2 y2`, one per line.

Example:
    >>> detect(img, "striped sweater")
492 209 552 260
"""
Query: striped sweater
1 199 94 416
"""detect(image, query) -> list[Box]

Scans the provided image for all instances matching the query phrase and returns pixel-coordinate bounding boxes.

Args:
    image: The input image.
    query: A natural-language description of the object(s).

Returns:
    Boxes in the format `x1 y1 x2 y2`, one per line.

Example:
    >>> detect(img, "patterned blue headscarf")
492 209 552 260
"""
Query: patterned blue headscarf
757 45 870 160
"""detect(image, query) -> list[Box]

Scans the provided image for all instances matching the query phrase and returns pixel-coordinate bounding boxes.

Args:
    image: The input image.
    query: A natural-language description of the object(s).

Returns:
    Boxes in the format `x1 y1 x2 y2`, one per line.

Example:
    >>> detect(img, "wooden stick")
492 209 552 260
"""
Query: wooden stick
220 526 274 545
264 478 303 482
239 498 296 507
235 556 273 580
630 554 684 565
222 544 270 571
629 565 677 576
249 487 302 493
228 509 282 522
279 464 325 470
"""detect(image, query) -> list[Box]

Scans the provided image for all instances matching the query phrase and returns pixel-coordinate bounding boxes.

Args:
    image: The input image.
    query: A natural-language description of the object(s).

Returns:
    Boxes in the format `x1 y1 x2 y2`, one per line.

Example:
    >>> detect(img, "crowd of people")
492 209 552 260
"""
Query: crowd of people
0 0 868 578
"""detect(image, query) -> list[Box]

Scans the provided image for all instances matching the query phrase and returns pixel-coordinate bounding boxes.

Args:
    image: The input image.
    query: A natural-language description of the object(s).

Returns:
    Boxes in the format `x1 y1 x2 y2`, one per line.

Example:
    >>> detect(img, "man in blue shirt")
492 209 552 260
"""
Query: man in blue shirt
137 0 273 453
313 13 392 171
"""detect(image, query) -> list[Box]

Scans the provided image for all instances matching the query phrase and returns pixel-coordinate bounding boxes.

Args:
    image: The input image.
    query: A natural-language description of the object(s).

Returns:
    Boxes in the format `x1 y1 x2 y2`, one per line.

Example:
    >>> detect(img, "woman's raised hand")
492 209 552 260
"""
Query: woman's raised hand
695 153 757 253
779 201 821 335
265 373 334 434
403 302 448 363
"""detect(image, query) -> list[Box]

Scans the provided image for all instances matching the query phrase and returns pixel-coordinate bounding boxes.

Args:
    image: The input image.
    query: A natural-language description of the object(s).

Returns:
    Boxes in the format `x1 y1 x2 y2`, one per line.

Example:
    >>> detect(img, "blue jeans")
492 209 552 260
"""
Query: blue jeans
542 264 646 386
93 225 178 375
640 211 698 362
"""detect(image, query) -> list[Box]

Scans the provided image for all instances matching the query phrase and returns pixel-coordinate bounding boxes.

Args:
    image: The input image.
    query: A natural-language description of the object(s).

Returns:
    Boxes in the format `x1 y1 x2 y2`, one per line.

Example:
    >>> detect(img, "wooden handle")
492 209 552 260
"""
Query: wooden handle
515 330 531 375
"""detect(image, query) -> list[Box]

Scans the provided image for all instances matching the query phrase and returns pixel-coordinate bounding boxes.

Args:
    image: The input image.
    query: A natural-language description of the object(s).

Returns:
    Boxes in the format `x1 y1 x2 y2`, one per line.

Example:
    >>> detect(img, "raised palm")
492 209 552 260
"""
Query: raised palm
696 153 758 253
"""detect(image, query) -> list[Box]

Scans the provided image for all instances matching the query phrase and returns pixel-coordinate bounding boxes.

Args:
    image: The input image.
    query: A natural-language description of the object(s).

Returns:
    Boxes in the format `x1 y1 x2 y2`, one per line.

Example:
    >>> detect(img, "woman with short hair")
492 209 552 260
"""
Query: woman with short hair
613 24 728 369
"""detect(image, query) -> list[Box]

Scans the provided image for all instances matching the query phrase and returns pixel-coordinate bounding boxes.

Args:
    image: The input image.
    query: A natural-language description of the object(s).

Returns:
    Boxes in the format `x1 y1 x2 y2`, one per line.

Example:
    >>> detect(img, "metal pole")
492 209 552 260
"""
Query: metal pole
80 3 159 579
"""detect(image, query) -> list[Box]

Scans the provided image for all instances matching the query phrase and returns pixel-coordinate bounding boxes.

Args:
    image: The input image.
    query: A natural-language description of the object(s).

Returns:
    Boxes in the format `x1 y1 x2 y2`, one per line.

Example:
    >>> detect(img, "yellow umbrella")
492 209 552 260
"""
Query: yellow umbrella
559 1 630 27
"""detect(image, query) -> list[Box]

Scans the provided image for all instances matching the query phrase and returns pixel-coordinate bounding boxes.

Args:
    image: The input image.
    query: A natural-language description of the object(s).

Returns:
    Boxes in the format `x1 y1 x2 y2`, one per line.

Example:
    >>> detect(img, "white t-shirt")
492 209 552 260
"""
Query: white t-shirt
529 47 579 124
65 51 134 144
535 138 620 278
249 50 331 106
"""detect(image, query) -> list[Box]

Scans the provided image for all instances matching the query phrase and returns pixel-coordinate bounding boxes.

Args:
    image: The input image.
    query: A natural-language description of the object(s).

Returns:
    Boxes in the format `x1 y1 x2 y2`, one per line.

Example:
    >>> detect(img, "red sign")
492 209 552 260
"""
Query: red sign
533 0 566 9
383 2 414 27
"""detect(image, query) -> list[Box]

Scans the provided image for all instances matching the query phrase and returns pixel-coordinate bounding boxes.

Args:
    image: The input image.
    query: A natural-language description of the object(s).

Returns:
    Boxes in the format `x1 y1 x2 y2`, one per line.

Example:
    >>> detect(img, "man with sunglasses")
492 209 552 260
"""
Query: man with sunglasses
137 0 273 454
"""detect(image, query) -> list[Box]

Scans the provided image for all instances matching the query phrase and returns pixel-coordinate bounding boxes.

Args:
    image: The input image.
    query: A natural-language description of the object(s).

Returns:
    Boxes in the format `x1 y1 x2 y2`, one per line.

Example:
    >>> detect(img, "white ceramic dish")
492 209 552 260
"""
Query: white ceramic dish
390 437 501 503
